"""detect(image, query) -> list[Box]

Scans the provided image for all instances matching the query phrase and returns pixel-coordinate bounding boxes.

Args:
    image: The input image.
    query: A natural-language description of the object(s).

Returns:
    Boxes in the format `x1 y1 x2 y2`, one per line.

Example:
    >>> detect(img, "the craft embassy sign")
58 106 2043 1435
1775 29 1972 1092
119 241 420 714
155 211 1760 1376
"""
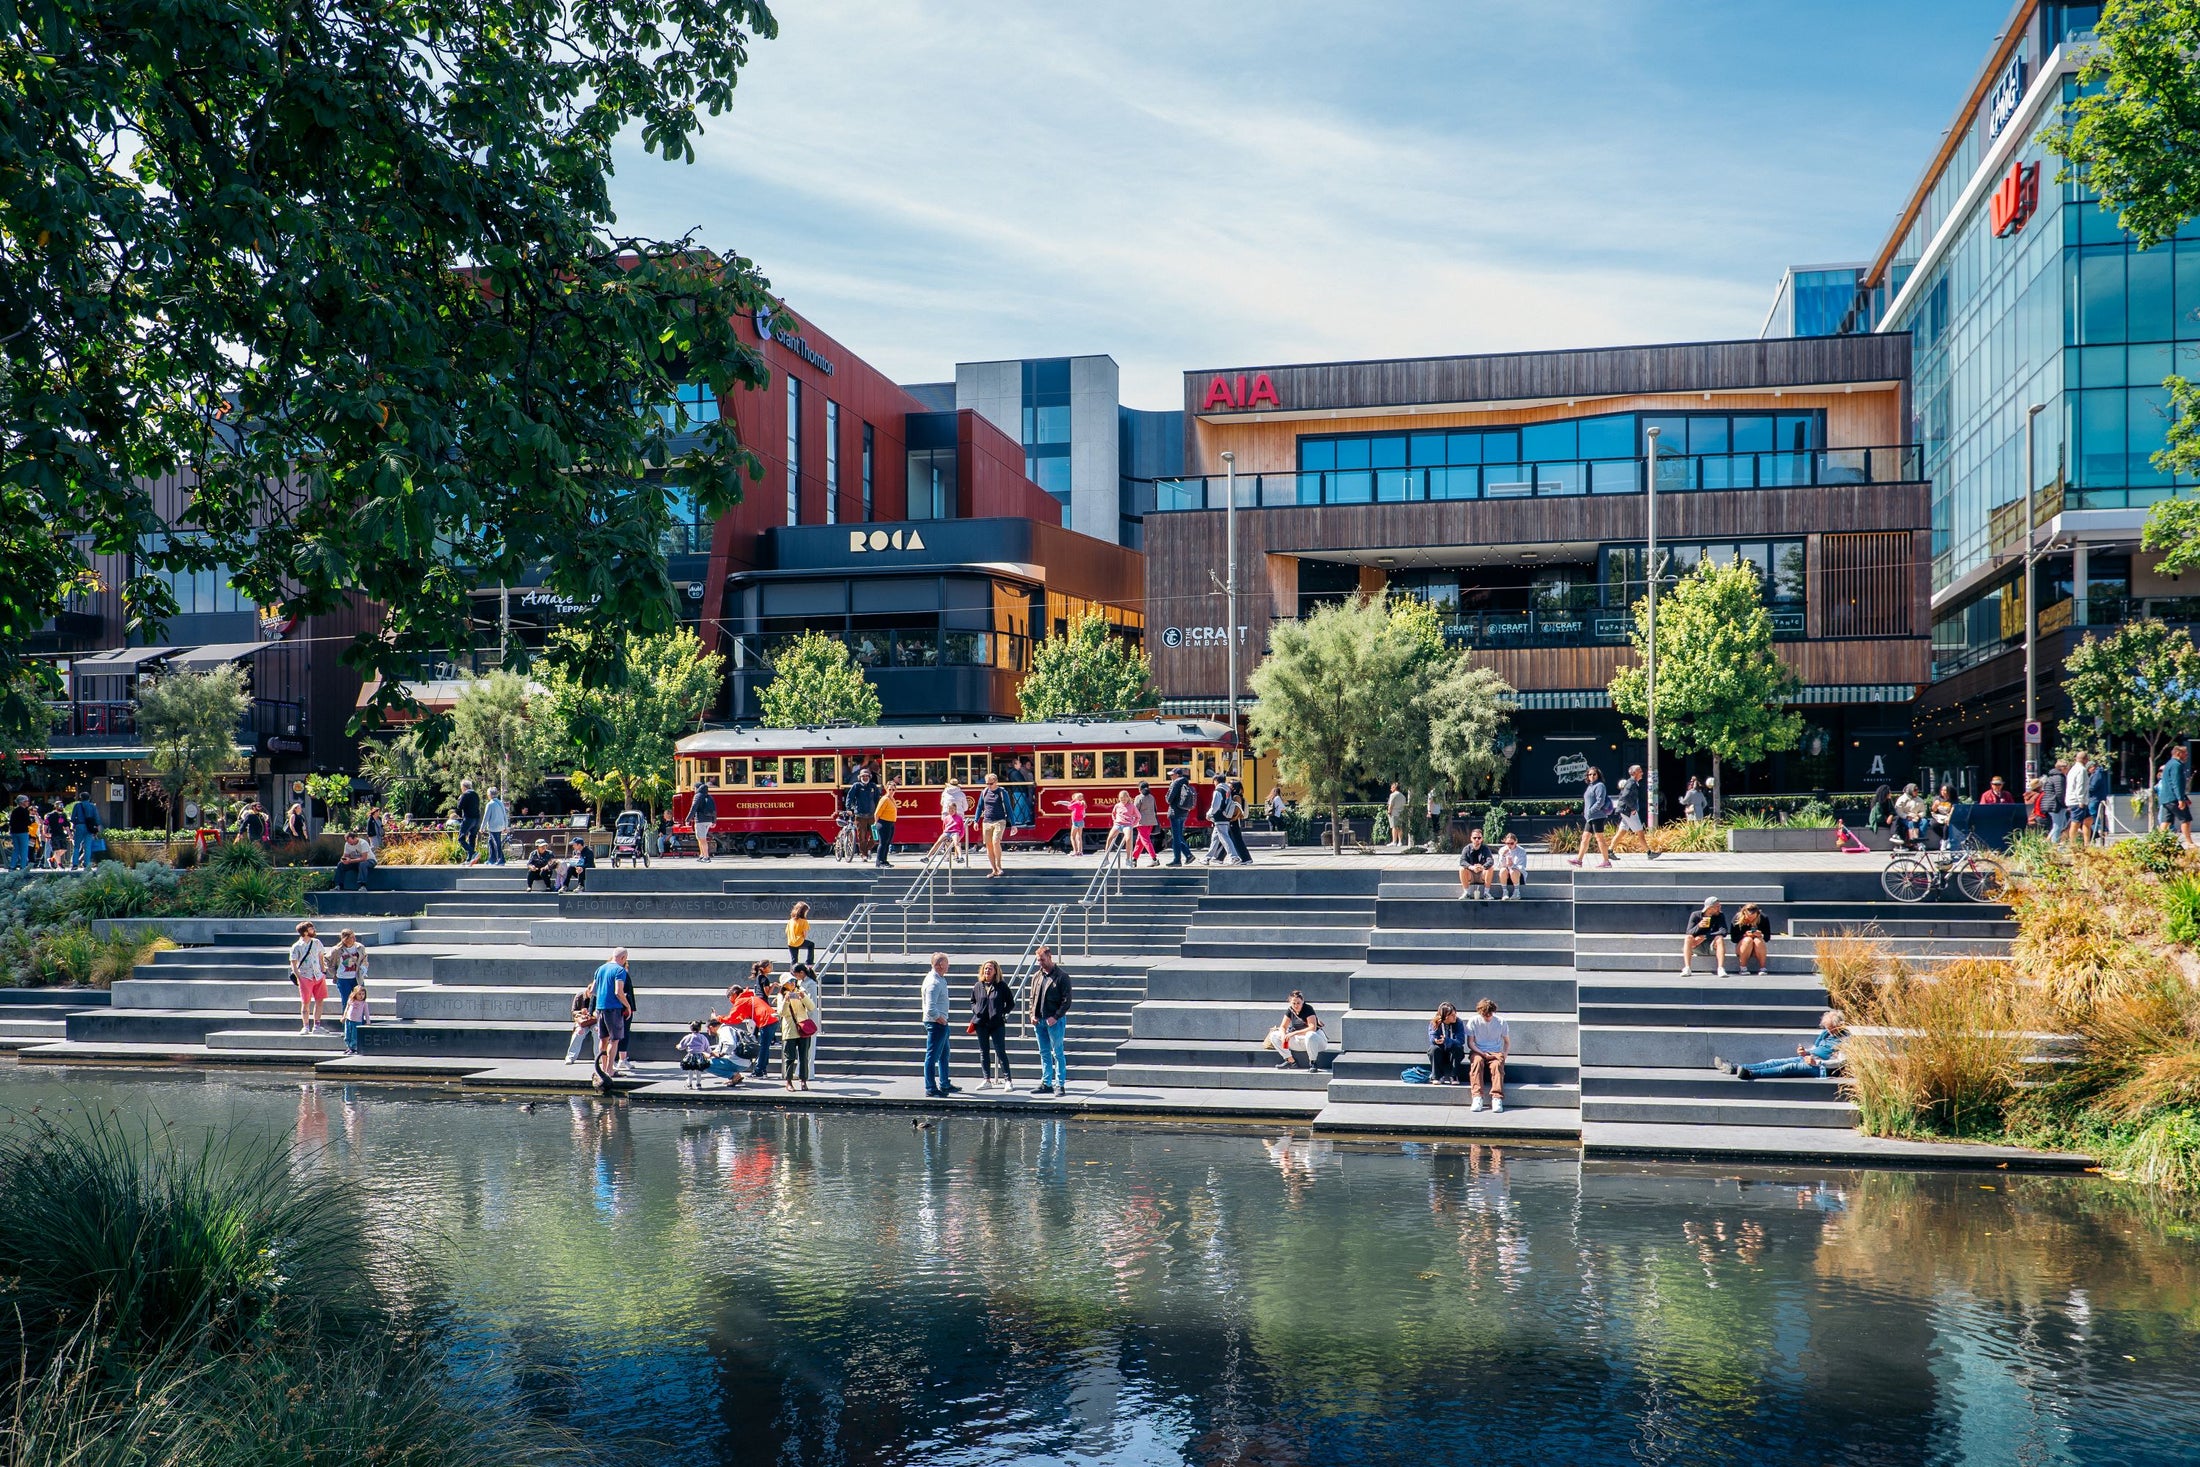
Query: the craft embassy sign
755 308 835 375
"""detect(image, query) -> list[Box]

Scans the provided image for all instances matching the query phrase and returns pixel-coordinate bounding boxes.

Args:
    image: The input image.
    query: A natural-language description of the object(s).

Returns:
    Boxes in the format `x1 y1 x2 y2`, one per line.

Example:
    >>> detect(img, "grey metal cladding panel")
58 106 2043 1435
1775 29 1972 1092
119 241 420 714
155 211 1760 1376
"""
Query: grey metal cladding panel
1187 335 1910 412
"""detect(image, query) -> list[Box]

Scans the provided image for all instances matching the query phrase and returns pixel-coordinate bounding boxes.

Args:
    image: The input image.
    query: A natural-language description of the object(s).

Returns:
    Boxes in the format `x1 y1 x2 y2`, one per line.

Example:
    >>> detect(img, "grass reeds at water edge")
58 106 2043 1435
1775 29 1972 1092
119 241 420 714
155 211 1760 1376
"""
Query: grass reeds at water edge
0 1107 589 1467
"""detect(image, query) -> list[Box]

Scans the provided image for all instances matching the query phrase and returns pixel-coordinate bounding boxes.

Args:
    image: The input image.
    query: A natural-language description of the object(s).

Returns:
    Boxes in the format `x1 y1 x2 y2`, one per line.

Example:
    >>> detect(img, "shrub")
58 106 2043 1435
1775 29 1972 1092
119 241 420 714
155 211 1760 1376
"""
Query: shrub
2008 882 2157 1019
1815 931 1893 1021
2100 1110 2200 1194
1545 823 1582 854
1788 799 1837 828
1480 804 1507 844
30 928 99 987
207 839 271 876
2165 874 2200 948
63 864 160 920
1652 819 1731 853
377 834 464 866
2003 828 2066 883
2058 973 2200 1122
2120 824 2188 876
1842 956 2035 1138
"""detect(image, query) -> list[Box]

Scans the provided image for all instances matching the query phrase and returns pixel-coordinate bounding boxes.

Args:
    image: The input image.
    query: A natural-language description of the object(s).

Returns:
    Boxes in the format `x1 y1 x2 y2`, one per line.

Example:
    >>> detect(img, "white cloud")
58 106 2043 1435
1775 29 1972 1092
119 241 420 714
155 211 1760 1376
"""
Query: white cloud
611 0 1995 405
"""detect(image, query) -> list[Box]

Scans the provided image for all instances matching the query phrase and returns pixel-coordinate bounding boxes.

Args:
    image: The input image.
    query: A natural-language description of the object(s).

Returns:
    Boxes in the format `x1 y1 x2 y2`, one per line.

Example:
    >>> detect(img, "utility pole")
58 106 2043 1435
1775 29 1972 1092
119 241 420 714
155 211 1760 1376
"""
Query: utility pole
1644 425 1661 832
1222 450 1239 771
2022 401 2046 780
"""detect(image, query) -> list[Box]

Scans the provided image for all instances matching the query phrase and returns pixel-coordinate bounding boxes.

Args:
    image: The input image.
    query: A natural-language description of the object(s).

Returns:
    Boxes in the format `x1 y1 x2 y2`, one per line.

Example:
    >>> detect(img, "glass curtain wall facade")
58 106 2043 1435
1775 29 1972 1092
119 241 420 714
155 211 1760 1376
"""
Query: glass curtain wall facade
1020 358 1073 515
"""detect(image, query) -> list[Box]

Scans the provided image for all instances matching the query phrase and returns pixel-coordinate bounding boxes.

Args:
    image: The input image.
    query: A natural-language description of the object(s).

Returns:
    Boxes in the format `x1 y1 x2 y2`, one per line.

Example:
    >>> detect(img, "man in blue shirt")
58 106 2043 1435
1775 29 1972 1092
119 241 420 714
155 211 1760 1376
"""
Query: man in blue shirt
2159 749 2191 848
1715 1011 1847 1081
590 948 631 1087
920 952 955 1097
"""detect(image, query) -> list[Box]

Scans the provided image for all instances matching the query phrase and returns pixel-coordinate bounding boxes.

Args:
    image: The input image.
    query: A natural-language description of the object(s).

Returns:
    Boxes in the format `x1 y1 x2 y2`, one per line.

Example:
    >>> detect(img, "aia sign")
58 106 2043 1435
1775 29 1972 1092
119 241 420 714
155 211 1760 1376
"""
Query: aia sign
1990 160 2038 238
1200 372 1282 412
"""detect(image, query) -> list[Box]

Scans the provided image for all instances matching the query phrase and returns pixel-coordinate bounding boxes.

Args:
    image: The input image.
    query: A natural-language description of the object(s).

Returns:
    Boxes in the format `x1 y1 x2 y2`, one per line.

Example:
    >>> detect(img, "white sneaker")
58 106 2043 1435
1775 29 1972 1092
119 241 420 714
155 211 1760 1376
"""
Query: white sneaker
1717 966 1728 978
1680 964 1693 975
1469 1096 1485 1112
1492 1097 1505 1114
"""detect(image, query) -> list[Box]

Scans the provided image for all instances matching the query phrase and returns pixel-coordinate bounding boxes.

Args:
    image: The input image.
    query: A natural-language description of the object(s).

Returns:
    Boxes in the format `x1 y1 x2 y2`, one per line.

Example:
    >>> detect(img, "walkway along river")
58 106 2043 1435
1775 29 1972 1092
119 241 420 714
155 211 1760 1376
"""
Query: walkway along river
13 1066 2197 1466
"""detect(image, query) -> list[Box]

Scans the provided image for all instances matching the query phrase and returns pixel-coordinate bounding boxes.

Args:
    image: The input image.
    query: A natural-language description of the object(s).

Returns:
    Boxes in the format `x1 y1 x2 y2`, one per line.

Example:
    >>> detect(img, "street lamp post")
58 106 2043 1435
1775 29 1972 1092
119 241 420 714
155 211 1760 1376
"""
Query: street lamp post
2022 401 2047 780
1222 451 1239 771
1644 426 1661 833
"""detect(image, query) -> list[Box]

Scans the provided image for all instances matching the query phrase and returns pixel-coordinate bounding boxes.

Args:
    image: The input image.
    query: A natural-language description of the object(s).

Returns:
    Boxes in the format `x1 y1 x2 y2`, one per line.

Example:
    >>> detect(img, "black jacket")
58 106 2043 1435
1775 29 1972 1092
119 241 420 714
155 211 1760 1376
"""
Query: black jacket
970 977 1012 1027
845 777 881 817
457 789 480 822
1166 775 1194 814
1029 964 1072 1022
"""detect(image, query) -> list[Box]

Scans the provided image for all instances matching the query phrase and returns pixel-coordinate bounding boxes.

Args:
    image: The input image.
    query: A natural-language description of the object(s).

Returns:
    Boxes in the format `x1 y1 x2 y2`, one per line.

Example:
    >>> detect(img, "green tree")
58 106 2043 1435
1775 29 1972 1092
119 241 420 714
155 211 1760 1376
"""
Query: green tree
1608 558 1803 817
1249 595 1514 852
540 627 723 812
1017 612 1160 721
303 772 356 833
137 668 247 833
3 0 781 719
756 631 881 728
2042 1 2200 561
441 673 551 808
0 664 65 766
2063 618 2200 778
360 730 438 820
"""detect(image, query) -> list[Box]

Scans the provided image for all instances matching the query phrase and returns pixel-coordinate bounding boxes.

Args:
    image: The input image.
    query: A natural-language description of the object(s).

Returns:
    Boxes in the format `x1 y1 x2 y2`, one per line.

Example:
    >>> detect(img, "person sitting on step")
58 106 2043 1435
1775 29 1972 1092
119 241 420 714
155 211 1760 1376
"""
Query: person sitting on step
1682 897 1730 977
1715 1010 1847 1081
1457 828 1495 900
524 839 557 892
1263 991 1326 1071
1493 832 1527 898
1729 901 1773 976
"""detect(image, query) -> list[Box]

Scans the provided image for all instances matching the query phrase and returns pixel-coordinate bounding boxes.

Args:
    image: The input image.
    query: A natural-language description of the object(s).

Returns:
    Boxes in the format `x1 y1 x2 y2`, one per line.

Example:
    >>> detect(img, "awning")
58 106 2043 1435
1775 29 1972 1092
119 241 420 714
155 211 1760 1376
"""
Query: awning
166 642 272 673
67 646 182 674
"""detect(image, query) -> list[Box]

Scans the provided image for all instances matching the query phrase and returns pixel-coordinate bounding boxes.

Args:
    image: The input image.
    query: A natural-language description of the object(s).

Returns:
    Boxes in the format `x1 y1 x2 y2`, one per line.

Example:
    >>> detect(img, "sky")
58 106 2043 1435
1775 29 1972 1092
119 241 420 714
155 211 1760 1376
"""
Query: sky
610 0 2014 408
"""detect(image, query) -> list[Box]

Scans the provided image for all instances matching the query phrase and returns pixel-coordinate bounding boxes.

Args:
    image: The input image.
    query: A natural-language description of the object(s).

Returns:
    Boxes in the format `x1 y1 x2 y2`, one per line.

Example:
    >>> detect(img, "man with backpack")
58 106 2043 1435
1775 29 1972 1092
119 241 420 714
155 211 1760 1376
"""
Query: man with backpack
1165 767 1195 866
67 790 100 869
1611 764 1658 860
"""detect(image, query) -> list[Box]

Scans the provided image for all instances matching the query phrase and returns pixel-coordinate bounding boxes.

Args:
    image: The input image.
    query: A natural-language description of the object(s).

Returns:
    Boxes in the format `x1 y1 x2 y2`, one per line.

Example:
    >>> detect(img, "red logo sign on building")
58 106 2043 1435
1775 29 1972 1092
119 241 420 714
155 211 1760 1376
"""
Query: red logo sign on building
1200 372 1282 412
1989 160 2038 238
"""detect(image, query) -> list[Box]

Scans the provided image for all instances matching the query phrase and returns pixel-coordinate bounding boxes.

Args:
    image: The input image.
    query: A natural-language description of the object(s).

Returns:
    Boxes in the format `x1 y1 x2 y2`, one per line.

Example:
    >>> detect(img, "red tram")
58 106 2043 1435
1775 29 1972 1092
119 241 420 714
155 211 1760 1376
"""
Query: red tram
670 719 1235 857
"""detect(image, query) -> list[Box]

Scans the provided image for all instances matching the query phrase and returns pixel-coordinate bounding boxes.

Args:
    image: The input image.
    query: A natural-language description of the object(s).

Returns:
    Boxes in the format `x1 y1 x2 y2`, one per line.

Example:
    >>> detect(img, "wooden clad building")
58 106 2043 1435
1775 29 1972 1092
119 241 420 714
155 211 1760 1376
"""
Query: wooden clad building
1143 335 1931 797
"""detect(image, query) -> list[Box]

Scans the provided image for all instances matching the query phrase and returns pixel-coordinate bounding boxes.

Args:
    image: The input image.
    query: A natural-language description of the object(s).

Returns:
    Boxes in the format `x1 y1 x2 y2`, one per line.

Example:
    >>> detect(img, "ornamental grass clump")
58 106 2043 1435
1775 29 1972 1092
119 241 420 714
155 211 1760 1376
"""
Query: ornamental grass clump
1841 956 2036 1139
1814 931 1900 1021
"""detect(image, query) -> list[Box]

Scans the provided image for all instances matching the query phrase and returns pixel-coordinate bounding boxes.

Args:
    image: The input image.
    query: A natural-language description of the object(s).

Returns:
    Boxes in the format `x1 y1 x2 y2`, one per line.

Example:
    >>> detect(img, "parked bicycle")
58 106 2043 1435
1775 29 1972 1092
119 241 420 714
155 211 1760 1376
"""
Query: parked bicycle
1880 838 2009 903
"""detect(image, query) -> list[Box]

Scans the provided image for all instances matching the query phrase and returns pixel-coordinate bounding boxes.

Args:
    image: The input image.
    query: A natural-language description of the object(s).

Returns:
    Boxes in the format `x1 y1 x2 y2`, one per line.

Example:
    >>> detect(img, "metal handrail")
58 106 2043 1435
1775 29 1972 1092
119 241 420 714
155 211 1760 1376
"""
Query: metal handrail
814 901 879 997
1075 843 1128 954
897 832 958 927
1007 902 1067 1036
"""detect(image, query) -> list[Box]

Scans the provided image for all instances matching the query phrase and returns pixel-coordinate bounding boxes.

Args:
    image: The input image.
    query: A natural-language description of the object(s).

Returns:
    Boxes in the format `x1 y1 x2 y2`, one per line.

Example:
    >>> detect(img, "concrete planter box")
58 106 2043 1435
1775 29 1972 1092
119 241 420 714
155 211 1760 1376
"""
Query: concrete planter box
94 916 413 945
1725 827 1836 853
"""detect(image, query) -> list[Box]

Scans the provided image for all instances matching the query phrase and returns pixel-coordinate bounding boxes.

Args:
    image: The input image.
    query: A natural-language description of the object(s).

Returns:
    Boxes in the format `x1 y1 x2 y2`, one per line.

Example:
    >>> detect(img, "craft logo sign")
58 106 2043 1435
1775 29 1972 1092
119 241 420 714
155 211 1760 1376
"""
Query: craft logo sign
1200 372 1282 412
1987 54 2027 140
1989 160 2039 237
1159 625 1248 649
754 308 836 375
848 528 927 553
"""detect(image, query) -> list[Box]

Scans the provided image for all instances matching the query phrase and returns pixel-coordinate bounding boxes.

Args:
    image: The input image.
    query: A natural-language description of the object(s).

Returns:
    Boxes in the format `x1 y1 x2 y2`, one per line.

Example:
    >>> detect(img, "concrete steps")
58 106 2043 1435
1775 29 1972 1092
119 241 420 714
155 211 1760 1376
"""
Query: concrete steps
1313 1099 1580 1136
207 1028 348 1053
1323 1078 1580 1111
1367 928 1573 966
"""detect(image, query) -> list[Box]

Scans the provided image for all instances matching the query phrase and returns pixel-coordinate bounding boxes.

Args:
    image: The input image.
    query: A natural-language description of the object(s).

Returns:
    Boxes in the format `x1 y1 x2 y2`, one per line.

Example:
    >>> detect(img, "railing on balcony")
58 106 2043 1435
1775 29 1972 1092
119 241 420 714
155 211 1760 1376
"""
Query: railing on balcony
1442 600 1805 650
728 629 1034 676
1133 446 1923 514
40 698 299 752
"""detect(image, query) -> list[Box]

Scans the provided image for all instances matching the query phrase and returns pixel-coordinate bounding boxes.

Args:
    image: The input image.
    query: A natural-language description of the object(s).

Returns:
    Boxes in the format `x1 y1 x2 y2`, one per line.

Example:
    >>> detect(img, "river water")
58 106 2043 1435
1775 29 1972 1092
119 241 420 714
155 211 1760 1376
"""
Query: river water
10 1068 2199 1466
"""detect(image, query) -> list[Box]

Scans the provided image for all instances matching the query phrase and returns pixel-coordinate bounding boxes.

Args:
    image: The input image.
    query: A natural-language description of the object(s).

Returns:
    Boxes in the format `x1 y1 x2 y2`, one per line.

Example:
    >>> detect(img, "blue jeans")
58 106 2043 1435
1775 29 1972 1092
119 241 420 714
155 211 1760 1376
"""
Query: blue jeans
486 831 505 865
70 827 90 868
8 833 25 870
458 821 479 860
2049 808 2069 838
752 1022 777 1078
924 1021 952 1093
1035 1015 1067 1088
343 1019 362 1051
1168 813 1190 864
1740 1056 1829 1080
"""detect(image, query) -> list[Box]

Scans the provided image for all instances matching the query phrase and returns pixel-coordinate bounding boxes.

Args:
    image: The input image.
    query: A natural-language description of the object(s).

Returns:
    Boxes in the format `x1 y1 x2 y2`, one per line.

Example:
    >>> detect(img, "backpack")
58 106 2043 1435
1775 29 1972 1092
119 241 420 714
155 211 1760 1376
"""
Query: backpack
1400 1065 1432 1085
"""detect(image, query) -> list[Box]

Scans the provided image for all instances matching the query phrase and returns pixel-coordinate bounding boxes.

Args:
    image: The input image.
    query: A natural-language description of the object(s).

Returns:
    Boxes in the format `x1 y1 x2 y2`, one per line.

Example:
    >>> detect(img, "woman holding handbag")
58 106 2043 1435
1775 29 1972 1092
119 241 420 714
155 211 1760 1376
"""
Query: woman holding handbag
777 968 820 1090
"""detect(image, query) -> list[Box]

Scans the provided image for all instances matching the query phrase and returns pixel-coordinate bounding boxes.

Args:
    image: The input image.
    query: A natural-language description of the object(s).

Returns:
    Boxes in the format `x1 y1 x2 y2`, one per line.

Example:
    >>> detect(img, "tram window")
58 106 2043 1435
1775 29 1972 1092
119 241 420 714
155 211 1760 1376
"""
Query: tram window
1132 749 1160 779
923 759 949 787
1100 750 1127 780
1038 751 1066 782
752 757 779 788
881 759 908 786
950 753 988 784
1197 749 1225 781
780 758 806 786
722 758 748 786
1070 751 1096 780
815 757 841 783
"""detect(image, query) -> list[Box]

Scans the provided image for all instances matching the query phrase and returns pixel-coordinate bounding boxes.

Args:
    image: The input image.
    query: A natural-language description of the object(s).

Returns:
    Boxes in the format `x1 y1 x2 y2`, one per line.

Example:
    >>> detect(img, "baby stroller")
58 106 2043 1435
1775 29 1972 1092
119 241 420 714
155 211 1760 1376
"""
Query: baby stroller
832 808 860 863
610 809 649 868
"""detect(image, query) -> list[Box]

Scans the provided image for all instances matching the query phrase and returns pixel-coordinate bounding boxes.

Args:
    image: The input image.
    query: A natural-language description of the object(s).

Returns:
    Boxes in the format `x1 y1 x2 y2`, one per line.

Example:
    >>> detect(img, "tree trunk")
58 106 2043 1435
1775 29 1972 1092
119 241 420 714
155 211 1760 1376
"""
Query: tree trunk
1711 753 1724 821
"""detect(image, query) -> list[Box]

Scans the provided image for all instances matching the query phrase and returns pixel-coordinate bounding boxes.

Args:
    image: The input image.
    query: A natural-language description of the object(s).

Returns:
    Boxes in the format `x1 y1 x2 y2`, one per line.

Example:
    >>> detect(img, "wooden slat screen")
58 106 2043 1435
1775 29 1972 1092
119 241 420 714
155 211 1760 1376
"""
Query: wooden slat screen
1820 531 1911 638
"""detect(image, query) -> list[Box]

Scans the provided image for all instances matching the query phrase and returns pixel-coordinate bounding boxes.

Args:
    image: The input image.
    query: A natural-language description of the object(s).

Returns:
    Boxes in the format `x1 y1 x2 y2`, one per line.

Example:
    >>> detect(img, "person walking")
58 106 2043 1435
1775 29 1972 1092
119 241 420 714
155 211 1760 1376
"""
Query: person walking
976 772 1011 877
1202 779 1235 865
921 952 956 1097
1569 767 1615 868
455 778 481 864
786 902 815 967
329 928 370 1011
364 804 386 852
7 795 30 872
67 789 98 870
1165 767 1195 866
1425 786 1445 846
44 800 69 870
1057 789 1089 856
2041 759 2070 841
284 800 308 842
939 777 971 866
1385 782 1409 850
1027 945 1071 1096
482 787 509 865
874 780 899 866
1223 778 1254 864
2159 748 2192 847
1132 781 1159 867
2064 752 2093 849
588 948 632 1090
1102 789 1137 860
1681 776 1709 822
688 779 717 862
970 959 1014 1090
777 972 818 1091
288 921 330 1035
846 765 881 862
1612 764 1659 859
2089 758 2113 843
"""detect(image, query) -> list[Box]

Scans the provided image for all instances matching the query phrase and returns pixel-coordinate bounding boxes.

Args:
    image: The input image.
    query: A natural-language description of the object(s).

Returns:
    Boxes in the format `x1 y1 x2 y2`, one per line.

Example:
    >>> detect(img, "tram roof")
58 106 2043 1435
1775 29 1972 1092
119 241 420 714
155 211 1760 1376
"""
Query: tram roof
677 720 1232 755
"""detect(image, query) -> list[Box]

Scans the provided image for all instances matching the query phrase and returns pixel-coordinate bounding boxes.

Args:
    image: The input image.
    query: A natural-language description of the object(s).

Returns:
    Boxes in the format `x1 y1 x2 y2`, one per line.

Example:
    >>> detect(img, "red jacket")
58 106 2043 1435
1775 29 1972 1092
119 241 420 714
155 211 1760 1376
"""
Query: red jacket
713 990 778 1029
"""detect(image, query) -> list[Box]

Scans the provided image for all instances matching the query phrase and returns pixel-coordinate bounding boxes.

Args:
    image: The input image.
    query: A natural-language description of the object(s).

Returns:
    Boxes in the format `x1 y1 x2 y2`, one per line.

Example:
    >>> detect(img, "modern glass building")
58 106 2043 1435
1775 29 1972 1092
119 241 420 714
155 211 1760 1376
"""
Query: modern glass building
1762 264 1869 340
1836 1 2200 781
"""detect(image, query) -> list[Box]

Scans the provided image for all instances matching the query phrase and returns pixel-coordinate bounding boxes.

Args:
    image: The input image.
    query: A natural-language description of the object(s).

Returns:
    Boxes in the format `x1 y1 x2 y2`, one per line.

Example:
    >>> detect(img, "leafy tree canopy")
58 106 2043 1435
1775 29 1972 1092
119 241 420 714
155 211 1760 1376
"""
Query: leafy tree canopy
1609 557 1803 814
440 672 552 807
756 631 881 729
539 626 722 811
137 667 247 829
1017 612 1159 722
2 0 781 718
2063 617 2200 775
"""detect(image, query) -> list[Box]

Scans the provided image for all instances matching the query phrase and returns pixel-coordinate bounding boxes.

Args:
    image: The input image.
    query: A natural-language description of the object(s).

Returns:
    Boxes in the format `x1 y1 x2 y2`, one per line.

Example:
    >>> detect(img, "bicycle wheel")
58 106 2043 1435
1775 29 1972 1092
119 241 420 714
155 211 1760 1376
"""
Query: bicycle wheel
1955 857 2008 904
1881 856 1935 903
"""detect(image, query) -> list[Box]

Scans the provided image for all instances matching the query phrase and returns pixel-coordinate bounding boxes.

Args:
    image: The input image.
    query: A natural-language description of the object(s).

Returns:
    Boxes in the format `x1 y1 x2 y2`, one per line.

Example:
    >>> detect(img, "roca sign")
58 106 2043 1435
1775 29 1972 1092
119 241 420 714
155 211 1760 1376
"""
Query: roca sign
1199 372 1282 412
848 527 928 553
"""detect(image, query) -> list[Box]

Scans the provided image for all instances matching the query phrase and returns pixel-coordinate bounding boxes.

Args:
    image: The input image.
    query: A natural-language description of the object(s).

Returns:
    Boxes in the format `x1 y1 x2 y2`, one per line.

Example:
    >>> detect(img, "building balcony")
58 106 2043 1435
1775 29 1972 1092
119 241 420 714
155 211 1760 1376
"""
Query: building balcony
1443 599 1805 651
728 629 1034 676
1132 446 1923 514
